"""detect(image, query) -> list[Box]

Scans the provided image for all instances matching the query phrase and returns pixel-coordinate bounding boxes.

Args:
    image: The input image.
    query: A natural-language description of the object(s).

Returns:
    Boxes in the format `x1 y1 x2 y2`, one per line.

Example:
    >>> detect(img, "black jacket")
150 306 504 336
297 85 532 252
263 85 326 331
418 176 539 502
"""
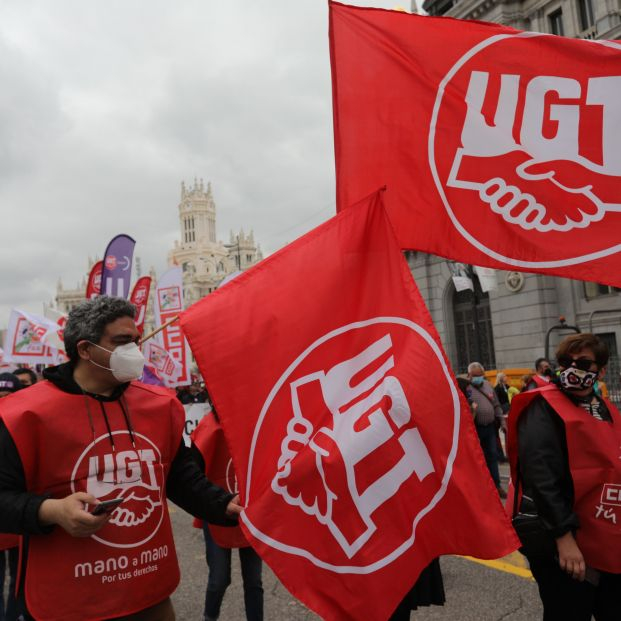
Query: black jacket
517 388 611 538
0 362 235 536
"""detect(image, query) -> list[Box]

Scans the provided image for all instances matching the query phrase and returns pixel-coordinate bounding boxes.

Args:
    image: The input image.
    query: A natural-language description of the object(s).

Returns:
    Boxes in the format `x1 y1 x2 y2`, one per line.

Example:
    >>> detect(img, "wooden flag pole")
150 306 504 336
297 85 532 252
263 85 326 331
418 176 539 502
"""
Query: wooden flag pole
140 315 180 345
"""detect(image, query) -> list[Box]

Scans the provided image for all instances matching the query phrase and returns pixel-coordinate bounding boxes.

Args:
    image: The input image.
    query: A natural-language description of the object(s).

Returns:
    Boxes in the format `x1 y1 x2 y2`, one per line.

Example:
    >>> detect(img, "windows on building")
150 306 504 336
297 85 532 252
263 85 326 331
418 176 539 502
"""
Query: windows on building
183 216 196 243
549 9 564 35
577 0 595 31
453 277 496 374
584 282 621 299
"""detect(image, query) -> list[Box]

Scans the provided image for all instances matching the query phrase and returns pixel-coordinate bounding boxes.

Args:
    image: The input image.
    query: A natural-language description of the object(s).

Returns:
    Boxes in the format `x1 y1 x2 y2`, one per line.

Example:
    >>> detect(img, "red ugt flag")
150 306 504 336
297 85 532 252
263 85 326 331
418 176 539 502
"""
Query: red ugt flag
181 191 518 620
330 2 621 286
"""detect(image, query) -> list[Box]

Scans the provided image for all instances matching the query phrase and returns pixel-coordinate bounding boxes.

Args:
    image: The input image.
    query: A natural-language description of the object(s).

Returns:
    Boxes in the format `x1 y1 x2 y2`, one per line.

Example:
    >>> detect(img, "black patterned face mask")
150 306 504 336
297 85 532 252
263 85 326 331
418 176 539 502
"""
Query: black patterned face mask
559 367 598 391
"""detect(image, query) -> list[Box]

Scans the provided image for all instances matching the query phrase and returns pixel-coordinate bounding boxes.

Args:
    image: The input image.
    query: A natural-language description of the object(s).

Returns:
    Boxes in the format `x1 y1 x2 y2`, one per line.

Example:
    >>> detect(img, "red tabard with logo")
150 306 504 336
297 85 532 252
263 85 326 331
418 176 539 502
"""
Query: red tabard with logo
0 380 184 621
509 385 621 573
191 413 248 548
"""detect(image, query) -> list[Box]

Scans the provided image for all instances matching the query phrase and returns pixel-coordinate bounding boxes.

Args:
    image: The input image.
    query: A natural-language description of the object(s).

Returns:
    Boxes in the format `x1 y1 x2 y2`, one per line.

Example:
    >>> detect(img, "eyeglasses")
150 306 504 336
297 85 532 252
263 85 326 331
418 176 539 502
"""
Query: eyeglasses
557 356 597 372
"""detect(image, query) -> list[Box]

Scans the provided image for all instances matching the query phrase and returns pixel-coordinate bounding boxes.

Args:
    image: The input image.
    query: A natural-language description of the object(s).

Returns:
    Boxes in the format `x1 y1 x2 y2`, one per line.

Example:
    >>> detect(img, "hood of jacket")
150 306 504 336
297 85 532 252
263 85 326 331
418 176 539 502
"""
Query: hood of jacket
43 362 130 402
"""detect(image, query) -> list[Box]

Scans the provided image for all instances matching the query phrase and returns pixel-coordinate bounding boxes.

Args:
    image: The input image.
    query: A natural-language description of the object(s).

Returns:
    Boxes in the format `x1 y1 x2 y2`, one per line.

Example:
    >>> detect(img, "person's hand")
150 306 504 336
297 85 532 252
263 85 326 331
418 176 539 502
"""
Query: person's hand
225 494 243 516
555 532 586 581
38 492 110 537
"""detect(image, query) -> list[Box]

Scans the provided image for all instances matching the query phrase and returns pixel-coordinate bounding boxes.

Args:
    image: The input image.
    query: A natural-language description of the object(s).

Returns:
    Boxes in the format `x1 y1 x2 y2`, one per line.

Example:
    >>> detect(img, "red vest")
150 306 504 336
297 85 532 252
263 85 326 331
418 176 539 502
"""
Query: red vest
0 534 19 551
191 413 248 548
509 385 621 573
531 375 550 388
0 380 184 621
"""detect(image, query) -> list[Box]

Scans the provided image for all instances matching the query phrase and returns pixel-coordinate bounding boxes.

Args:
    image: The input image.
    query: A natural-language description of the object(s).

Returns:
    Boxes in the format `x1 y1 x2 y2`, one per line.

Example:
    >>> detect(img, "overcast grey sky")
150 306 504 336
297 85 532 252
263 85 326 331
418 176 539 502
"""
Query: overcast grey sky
0 1 416 328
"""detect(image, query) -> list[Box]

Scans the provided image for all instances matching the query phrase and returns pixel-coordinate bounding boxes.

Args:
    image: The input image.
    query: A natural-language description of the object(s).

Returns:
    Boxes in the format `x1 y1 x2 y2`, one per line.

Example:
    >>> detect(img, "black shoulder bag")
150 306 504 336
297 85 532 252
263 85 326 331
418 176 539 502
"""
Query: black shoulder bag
511 466 556 558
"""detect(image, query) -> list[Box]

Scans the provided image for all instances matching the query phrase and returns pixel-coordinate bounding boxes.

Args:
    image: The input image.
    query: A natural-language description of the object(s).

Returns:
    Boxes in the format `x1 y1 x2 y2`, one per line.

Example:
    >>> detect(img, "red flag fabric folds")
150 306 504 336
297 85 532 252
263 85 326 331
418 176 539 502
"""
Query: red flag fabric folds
181 191 518 621
330 2 621 286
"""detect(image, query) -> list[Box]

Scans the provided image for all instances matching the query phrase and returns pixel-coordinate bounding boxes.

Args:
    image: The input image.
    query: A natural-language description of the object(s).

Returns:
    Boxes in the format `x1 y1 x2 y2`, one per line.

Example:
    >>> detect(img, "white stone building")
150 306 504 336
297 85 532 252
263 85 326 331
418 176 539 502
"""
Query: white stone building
56 178 262 320
168 178 263 306
421 0 620 39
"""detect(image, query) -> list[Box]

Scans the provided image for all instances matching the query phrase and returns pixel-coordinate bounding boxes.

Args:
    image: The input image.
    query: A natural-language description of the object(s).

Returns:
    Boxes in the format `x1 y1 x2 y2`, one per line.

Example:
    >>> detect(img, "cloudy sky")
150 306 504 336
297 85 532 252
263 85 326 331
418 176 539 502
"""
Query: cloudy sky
0 1 419 328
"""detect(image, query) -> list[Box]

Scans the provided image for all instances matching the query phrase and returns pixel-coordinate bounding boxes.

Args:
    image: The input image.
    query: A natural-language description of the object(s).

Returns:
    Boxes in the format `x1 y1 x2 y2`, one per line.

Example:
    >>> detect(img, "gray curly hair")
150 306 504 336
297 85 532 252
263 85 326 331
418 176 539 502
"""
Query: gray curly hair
63 296 136 362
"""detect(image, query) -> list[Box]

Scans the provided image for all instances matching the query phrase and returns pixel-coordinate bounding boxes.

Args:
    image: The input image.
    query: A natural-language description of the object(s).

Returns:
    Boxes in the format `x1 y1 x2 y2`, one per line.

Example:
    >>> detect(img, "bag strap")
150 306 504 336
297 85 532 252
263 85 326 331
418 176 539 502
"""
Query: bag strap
512 462 521 518
471 384 497 408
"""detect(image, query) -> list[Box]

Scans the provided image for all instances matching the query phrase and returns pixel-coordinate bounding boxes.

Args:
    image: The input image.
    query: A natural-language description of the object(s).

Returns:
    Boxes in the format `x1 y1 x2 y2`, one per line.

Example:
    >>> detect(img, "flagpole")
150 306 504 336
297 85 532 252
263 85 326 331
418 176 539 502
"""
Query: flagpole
140 315 179 345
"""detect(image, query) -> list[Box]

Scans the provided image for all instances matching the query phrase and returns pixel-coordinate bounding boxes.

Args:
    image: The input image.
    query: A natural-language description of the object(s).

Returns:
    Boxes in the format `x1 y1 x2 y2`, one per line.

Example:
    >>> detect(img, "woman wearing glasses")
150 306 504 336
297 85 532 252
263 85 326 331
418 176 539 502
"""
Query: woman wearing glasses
508 333 621 621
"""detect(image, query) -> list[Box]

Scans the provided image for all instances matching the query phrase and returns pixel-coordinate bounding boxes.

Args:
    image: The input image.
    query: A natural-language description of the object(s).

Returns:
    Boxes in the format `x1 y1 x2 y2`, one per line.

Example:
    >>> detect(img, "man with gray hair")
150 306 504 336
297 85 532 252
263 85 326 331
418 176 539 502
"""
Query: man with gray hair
0 296 242 621
467 362 507 498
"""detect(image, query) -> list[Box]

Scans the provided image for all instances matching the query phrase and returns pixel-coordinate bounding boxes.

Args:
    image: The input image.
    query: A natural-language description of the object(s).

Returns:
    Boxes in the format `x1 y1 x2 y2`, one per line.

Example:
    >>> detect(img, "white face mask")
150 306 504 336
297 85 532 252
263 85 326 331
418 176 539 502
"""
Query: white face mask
89 342 145 383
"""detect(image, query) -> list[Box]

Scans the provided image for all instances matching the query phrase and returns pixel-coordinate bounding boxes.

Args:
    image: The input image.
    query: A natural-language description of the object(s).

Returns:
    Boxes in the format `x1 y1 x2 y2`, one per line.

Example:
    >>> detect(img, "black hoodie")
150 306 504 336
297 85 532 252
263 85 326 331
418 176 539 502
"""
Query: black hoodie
0 362 235 537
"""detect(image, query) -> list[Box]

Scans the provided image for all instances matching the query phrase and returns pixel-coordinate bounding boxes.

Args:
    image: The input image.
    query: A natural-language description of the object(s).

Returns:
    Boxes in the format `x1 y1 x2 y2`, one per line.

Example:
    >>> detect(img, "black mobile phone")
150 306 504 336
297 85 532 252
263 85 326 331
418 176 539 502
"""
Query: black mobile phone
584 566 600 586
91 497 124 516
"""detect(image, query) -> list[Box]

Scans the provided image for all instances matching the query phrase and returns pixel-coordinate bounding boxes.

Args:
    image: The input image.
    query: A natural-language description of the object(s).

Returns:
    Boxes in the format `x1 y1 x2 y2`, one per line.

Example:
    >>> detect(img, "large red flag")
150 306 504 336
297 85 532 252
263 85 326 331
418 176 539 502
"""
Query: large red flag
330 2 621 286
181 191 518 621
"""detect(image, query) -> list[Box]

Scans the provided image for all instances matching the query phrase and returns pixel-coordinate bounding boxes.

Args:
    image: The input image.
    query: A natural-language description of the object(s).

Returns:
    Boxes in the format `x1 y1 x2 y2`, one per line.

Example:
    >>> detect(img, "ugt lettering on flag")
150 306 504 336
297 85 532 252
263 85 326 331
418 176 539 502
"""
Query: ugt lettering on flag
330 2 621 286
181 190 518 621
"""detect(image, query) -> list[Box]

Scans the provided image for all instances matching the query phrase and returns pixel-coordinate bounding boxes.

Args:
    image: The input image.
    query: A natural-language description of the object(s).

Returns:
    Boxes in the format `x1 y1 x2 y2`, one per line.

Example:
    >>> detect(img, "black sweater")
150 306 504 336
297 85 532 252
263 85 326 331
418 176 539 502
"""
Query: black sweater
517 390 611 539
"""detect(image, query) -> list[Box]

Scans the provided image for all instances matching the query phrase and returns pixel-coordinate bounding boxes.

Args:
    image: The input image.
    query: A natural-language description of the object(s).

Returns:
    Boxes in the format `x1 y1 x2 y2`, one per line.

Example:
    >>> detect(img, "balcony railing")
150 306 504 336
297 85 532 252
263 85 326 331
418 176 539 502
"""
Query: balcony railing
579 24 598 39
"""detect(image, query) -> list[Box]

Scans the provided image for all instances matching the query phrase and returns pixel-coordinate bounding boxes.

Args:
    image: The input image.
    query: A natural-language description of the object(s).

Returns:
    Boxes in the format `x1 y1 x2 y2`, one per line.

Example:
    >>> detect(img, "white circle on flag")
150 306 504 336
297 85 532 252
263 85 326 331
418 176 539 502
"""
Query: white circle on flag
242 317 461 573
428 32 621 268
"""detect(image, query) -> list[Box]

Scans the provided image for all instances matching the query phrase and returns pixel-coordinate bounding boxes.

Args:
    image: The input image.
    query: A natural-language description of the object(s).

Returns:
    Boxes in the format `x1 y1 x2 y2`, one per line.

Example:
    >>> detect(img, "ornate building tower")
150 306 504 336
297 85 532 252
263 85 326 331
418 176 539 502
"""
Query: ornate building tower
168 178 263 305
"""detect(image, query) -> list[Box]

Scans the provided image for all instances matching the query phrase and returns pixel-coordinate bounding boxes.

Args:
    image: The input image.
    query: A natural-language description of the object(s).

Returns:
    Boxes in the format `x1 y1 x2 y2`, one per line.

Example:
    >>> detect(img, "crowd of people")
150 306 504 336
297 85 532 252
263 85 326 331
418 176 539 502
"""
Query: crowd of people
0 297 620 620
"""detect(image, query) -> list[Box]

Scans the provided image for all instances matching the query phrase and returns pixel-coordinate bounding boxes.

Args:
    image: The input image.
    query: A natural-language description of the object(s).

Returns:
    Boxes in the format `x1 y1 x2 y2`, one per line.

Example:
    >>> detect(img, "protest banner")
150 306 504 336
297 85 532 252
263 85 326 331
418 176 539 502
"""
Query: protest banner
100 234 135 298
153 267 191 387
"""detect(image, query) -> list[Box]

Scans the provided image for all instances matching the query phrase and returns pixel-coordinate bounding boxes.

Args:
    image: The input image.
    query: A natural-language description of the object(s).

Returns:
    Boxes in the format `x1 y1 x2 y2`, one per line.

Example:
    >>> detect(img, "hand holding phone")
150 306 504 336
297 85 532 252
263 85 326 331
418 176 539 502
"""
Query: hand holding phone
91 497 124 516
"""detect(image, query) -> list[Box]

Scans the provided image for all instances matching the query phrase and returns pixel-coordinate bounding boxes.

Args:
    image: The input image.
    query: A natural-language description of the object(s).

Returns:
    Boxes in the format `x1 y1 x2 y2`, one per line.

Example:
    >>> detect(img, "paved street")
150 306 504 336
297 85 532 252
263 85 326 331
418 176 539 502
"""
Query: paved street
170 504 543 621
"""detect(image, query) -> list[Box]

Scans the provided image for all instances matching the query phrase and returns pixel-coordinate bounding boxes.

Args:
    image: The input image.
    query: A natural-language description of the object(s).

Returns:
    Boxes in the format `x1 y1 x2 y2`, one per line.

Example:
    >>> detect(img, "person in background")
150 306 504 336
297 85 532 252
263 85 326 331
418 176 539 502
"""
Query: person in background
456 375 475 416
507 380 520 403
520 374 534 393
13 368 37 389
177 381 208 404
467 362 507 498
192 408 263 621
0 373 21 621
509 333 621 620
525 358 553 391
494 372 511 462
494 373 511 414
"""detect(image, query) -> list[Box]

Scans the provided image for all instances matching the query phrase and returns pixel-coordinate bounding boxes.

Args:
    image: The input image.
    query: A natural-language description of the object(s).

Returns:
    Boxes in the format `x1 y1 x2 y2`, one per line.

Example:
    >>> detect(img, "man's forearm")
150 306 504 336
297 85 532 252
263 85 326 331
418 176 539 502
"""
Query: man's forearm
166 442 235 525
0 490 52 535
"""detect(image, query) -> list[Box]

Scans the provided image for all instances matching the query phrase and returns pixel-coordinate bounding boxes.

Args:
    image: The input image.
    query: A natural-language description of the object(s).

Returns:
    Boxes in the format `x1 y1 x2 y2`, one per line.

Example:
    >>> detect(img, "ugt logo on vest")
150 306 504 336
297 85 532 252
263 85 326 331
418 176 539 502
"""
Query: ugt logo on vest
430 33 621 267
71 431 165 549
244 318 460 571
